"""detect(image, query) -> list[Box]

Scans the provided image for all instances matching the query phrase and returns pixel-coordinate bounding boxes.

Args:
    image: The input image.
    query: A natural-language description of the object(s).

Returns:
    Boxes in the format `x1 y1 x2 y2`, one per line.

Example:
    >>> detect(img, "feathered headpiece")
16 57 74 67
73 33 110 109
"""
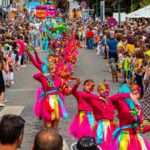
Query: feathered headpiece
98 81 110 91
130 84 141 92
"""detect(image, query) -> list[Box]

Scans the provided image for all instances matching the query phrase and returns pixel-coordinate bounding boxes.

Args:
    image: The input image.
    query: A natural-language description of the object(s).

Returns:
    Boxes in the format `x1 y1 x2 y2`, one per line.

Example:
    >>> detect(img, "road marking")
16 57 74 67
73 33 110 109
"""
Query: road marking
0 106 24 117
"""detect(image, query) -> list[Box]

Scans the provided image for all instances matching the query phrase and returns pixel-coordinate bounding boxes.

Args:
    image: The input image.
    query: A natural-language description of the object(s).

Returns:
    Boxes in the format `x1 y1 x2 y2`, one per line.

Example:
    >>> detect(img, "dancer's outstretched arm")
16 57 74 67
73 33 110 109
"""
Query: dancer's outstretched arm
27 48 42 71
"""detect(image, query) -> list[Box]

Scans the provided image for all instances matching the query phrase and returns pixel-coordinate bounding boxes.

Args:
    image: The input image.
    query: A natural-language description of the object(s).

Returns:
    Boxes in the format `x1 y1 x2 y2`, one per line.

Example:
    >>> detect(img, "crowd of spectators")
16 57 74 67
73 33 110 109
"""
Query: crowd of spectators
0 114 98 150
74 17 150 97
0 8 29 107
71 16 150 124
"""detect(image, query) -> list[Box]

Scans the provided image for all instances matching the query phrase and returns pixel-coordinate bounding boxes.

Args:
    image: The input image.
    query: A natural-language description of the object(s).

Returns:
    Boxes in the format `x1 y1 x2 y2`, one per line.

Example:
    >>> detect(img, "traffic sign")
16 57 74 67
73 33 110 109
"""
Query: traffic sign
80 1 86 9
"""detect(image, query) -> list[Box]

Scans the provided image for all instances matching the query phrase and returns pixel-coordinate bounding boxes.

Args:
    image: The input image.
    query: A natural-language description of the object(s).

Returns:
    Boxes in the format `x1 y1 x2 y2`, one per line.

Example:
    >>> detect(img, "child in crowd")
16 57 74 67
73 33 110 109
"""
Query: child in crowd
123 52 131 83
109 57 118 82
117 49 124 77
128 53 136 84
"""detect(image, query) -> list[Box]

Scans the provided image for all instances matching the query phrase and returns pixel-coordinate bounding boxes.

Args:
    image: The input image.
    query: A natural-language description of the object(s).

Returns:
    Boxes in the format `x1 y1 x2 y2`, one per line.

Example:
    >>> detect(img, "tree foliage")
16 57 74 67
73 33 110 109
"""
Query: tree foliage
125 0 150 12
140 0 150 7
105 0 150 14
74 0 150 14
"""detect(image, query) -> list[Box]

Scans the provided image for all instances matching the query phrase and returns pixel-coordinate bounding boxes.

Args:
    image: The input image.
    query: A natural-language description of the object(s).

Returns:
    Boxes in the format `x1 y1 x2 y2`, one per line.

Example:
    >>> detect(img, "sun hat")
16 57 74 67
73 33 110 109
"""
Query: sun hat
71 136 101 150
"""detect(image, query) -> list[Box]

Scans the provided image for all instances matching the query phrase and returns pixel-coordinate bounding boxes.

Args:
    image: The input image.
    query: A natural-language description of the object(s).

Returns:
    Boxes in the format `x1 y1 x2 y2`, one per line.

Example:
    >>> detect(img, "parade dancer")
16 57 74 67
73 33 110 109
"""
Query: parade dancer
109 84 150 150
33 64 69 129
92 81 116 150
27 49 69 128
63 40 79 73
68 79 104 139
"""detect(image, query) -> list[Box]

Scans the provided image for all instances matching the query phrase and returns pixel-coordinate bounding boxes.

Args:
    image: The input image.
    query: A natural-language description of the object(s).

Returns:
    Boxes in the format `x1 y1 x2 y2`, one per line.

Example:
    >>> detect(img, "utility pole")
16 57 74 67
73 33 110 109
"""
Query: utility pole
118 0 121 27
100 0 105 22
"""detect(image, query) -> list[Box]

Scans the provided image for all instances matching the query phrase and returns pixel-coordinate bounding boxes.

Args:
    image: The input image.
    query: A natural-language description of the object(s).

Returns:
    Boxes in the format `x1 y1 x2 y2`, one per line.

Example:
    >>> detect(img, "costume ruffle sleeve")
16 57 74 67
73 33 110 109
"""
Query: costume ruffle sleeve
28 52 42 71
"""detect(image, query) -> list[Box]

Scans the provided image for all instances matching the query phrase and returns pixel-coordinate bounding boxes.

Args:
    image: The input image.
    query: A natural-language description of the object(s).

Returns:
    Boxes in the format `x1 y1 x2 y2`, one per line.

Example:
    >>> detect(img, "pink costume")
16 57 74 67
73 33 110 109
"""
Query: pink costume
33 73 68 122
68 82 100 139
142 125 150 134
109 93 150 150
62 45 74 72
64 43 78 73
56 58 68 77
92 96 116 150
28 51 68 121
52 39 60 49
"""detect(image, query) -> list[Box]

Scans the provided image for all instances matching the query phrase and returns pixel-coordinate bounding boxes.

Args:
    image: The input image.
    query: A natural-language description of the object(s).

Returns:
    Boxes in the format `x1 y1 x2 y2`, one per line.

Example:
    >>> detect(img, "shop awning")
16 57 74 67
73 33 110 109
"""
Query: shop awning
127 5 150 18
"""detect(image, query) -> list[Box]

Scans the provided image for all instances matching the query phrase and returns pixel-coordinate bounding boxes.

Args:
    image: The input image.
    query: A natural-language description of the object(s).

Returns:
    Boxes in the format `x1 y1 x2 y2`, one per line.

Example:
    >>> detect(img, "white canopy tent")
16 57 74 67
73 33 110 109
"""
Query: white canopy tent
127 5 150 18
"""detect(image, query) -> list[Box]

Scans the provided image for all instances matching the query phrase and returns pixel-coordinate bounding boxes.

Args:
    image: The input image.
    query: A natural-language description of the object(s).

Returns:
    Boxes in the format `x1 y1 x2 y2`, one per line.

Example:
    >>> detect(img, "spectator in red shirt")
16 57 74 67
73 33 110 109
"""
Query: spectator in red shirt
86 28 94 49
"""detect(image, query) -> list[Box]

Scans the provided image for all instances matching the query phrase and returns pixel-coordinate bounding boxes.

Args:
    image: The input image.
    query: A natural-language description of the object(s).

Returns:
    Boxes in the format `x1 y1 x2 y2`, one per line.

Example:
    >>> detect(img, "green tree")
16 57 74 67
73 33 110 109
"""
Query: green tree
140 0 150 7
112 0 150 13
130 0 150 12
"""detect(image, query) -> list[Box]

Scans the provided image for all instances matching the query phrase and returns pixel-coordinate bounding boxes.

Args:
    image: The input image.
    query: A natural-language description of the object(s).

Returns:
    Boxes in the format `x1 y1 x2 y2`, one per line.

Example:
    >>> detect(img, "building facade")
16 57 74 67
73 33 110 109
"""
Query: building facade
1 0 11 7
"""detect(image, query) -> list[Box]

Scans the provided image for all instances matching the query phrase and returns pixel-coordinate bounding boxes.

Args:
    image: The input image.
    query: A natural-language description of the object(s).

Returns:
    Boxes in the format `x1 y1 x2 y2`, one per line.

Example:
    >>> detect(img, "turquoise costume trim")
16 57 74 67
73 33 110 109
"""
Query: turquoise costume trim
42 57 49 74
113 122 139 138
56 94 69 120
96 120 104 143
119 84 135 109
113 84 140 138
40 89 57 99
87 112 95 129
118 84 138 120
42 23 49 51
46 76 69 119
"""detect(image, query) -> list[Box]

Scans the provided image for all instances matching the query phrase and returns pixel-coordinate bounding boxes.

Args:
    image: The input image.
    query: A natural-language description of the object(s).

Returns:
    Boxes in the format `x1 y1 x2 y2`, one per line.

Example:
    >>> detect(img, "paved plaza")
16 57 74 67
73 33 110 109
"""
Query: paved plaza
0 47 150 149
